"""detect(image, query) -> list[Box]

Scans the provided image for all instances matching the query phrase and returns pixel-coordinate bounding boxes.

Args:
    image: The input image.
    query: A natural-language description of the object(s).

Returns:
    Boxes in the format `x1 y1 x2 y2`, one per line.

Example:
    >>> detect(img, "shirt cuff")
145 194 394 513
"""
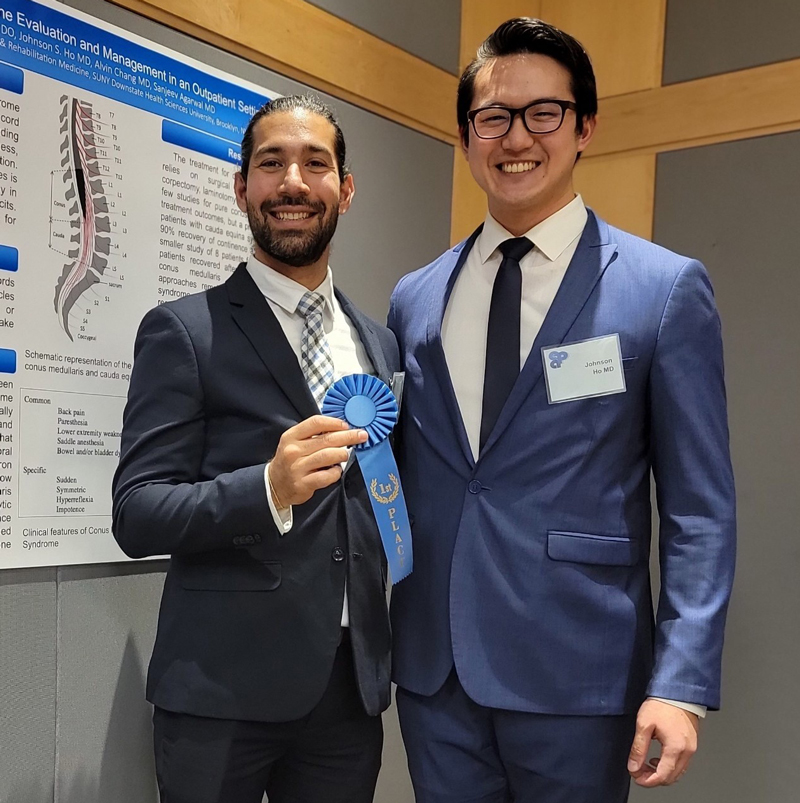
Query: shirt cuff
265 463 293 534
648 697 707 719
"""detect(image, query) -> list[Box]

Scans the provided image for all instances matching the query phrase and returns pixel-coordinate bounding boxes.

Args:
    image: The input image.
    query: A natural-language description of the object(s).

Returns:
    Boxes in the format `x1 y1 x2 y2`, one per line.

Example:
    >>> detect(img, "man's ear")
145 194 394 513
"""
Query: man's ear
576 115 597 155
233 171 248 214
338 174 355 214
459 126 470 158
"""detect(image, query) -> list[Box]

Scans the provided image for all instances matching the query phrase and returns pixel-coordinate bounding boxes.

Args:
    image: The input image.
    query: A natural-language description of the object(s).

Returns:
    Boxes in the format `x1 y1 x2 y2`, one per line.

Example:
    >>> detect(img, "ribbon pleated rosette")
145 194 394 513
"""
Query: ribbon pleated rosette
322 374 413 583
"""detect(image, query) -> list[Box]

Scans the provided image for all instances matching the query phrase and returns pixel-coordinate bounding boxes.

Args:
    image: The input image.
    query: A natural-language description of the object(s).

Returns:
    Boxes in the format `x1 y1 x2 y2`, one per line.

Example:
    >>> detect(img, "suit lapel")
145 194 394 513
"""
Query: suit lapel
335 288 391 385
226 263 318 420
480 212 619 457
426 227 483 468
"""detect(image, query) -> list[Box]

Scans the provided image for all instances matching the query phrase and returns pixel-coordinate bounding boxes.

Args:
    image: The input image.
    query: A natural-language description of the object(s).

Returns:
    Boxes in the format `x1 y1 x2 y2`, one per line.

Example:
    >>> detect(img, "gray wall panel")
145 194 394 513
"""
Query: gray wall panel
307 0 460 74
0 568 57 803
54 564 166 803
663 0 800 84
642 132 800 802
376 691 413 803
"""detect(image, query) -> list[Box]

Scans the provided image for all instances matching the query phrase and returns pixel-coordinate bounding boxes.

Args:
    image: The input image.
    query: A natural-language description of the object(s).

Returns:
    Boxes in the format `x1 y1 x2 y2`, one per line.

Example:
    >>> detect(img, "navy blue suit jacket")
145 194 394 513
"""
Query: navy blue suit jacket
388 211 736 714
113 264 399 721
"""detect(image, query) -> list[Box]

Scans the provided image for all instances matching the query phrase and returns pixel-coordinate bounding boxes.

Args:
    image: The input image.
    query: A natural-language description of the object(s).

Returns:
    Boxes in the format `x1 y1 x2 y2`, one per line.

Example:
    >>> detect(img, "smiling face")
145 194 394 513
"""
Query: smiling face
463 53 595 235
234 109 354 284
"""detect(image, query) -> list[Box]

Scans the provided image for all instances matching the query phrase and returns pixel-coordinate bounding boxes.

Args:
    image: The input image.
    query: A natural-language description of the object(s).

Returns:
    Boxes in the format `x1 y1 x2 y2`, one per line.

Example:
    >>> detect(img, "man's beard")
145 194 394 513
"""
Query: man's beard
247 196 339 268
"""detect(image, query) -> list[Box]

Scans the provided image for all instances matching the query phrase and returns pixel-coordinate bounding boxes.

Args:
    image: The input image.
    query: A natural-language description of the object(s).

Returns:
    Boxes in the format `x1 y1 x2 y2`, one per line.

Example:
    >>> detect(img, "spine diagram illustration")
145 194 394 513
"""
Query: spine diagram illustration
53 96 112 340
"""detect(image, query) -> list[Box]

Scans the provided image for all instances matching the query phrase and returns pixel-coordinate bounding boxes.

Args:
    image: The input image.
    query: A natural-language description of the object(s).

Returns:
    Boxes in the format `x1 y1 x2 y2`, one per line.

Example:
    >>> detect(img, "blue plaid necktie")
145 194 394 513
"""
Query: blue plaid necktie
297 291 335 408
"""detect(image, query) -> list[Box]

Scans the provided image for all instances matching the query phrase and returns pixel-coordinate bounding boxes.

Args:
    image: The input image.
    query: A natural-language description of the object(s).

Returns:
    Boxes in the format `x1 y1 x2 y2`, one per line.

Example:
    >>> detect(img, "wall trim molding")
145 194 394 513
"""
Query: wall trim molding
590 58 800 158
109 0 459 145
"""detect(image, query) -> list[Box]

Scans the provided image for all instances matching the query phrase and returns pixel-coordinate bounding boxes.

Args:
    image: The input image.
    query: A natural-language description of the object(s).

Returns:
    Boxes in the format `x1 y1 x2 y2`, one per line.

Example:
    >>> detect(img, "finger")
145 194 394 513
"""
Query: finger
299 447 351 472
631 764 659 787
675 744 697 781
638 746 679 787
288 415 351 440
636 770 667 788
302 465 344 492
657 747 679 782
628 722 654 774
303 428 367 452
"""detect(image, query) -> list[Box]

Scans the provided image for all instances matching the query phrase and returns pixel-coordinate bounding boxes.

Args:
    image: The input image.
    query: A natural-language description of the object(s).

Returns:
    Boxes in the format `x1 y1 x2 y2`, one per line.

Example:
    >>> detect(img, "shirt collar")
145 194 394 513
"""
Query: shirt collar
245 253 335 320
478 194 588 264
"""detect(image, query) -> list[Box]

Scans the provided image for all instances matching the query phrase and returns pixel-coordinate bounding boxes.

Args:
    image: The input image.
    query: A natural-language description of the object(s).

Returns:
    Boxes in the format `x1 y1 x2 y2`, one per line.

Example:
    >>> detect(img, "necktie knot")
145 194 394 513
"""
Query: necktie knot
297 291 325 319
498 237 533 263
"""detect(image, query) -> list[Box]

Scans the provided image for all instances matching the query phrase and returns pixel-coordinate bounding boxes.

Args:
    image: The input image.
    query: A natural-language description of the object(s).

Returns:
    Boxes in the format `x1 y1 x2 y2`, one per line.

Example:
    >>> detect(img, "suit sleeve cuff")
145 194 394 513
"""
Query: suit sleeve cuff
648 697 707 719
265 463 293 534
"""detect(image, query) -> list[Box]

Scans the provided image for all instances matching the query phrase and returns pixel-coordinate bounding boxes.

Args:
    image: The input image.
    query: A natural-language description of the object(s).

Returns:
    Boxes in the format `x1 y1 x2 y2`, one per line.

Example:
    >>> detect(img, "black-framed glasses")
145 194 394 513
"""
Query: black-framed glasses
467 99 577 139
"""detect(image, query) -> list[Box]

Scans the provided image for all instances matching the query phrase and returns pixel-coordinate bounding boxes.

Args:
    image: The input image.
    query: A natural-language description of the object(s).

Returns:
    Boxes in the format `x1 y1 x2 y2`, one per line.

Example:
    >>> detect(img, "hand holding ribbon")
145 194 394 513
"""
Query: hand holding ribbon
322 374 413 583
268 416 368 507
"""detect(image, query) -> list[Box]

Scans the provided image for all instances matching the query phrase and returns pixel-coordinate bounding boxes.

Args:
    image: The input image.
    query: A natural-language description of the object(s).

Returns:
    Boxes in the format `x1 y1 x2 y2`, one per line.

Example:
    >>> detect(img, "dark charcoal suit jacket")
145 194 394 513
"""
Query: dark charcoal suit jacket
112 263 399 721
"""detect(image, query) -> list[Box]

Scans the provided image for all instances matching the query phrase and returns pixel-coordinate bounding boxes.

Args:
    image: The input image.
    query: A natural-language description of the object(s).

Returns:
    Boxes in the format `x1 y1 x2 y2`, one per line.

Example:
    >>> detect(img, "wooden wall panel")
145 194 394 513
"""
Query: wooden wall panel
589 57 800 158
110 0 458 144
451 150 485 244
458 0 542 66
539 0 667 98
575 154 656 240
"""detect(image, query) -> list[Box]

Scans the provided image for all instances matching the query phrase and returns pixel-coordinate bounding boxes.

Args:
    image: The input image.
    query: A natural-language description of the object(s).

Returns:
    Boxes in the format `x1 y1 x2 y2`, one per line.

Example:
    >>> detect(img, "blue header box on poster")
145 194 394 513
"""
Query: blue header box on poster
162 120 241 165
0 349 17 374
0 62 25 94
0 246 18 272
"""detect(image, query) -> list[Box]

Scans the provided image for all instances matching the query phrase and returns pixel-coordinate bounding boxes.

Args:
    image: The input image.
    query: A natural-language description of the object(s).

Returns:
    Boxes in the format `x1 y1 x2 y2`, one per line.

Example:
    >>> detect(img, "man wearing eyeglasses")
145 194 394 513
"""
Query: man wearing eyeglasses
388 18 735 803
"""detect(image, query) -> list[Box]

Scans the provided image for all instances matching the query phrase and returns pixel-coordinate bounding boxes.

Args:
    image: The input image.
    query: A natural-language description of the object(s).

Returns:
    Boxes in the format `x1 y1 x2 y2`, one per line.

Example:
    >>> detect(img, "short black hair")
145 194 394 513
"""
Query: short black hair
239 94 349 181
457 18 597 145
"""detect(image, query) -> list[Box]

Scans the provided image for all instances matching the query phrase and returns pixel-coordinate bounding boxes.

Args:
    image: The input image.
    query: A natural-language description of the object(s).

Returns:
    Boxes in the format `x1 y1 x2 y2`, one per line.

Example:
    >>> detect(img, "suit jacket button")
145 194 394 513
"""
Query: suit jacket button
332 547 345 562
468 480 482 494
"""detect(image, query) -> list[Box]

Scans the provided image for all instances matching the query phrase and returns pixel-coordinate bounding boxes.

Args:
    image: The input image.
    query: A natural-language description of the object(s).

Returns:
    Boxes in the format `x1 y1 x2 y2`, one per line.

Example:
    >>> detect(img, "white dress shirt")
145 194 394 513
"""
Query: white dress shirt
443 194 587 459
246 253 374 627
441 196 705 719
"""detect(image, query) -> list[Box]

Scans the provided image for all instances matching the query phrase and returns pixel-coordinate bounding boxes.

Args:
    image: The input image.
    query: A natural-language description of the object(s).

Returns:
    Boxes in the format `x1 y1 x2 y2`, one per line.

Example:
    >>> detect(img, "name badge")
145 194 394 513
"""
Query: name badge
542 334 626 404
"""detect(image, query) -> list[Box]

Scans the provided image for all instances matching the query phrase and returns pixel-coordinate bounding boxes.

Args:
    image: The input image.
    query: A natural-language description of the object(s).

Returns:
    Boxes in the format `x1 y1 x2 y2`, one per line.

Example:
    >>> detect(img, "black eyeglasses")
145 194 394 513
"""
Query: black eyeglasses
467 99 577 139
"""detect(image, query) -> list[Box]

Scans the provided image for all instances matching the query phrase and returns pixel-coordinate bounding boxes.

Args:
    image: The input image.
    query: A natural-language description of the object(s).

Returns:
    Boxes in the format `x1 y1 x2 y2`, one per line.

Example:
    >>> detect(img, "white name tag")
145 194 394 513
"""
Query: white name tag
542 334 626 404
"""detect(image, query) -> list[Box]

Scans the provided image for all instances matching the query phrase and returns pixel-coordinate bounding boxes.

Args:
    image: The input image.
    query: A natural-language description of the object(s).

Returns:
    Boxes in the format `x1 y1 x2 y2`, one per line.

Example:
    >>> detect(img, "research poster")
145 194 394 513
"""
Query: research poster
0 0 275 568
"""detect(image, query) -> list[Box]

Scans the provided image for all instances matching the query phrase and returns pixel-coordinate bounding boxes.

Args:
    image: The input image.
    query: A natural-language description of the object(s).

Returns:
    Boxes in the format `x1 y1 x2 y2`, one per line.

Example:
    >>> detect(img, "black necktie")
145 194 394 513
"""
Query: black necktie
480 237 533 452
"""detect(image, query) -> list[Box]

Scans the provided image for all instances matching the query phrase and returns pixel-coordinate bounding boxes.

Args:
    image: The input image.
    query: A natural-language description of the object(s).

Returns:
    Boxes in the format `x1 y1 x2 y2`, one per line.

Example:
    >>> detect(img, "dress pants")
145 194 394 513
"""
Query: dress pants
152 633 383 803
397 670 636 803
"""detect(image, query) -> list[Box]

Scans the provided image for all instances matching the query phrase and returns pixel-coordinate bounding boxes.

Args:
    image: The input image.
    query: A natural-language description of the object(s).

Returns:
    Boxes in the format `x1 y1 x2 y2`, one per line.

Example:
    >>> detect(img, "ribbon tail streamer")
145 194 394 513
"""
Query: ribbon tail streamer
357 439 413 583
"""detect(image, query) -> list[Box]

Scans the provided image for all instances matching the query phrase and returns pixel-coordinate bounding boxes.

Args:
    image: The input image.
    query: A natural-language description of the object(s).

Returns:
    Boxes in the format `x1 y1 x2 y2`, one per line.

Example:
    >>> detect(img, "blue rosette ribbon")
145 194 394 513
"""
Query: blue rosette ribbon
322 374 413 583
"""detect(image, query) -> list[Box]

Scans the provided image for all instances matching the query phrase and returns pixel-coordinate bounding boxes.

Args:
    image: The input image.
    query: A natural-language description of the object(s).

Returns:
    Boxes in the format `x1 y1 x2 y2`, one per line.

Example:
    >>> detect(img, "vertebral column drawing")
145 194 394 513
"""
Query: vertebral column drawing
54 96 111 340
